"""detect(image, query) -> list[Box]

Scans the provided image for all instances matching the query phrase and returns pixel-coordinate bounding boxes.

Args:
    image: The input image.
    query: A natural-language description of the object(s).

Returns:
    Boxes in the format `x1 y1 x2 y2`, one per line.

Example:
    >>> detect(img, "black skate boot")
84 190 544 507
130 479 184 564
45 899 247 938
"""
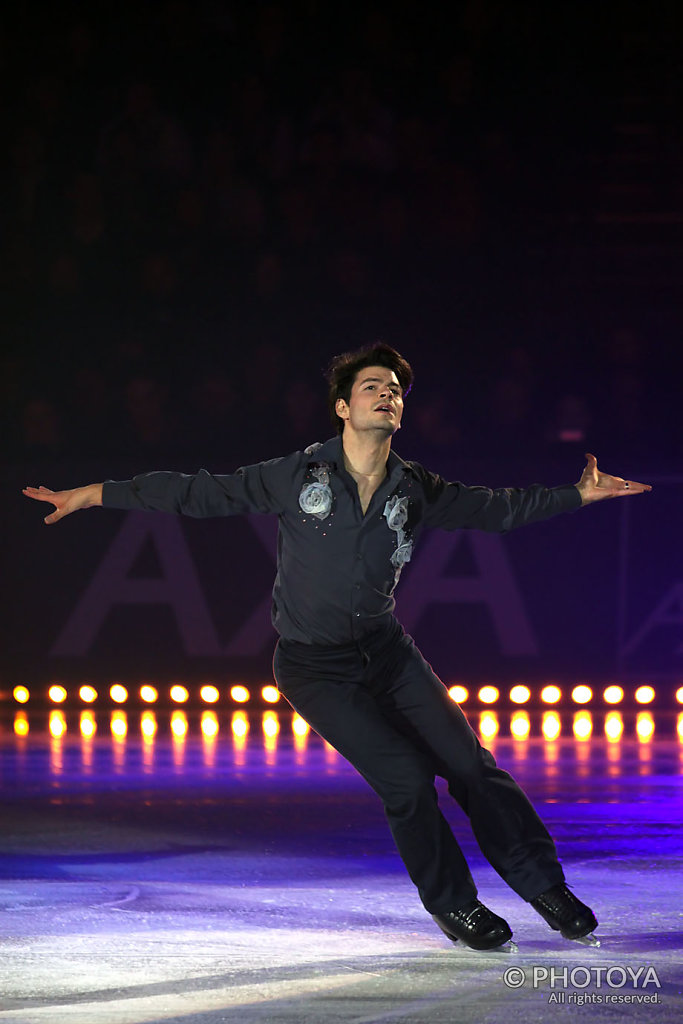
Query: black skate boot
530 883 599 945
433 899 514 951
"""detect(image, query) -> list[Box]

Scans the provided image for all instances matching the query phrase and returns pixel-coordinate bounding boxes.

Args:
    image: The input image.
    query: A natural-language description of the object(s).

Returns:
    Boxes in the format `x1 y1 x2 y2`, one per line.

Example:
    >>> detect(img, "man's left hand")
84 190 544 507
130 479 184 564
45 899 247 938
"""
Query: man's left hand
576 453 652 505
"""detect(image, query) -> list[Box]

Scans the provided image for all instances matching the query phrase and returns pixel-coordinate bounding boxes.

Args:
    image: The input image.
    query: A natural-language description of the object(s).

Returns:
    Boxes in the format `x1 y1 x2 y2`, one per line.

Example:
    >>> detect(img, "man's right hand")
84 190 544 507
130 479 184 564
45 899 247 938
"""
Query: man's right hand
22 484 103 524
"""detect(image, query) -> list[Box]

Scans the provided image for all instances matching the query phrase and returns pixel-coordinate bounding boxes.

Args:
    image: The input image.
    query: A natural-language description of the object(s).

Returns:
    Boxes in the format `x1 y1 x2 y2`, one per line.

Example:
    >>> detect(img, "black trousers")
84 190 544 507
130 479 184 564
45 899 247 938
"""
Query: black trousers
273 618 565 915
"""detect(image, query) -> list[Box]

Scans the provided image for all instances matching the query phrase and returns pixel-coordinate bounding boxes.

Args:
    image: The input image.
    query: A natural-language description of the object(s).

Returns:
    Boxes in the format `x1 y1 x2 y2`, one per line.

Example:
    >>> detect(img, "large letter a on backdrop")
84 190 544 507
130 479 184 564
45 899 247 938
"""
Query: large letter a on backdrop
51 513 221 656
397 531 538 655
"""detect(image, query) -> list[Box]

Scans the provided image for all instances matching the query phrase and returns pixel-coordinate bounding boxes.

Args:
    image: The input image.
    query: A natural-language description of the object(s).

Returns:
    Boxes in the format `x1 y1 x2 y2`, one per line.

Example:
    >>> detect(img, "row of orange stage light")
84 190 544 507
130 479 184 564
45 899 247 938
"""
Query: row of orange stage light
9 682 683 708
11 708 683 744
11 683 281 706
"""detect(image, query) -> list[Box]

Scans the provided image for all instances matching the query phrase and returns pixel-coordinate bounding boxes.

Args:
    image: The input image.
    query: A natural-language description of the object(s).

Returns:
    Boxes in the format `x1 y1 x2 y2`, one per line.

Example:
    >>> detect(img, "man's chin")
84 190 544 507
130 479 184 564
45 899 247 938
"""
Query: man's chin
367 422 399 437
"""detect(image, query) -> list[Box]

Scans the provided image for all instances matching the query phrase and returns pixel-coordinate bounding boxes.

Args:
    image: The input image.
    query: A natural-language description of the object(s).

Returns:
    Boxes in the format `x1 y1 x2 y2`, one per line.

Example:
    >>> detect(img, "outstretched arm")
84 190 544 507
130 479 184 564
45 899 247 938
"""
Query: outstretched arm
22 484 103 524
575 453 651 505
23 452 304 523
419 451 651 533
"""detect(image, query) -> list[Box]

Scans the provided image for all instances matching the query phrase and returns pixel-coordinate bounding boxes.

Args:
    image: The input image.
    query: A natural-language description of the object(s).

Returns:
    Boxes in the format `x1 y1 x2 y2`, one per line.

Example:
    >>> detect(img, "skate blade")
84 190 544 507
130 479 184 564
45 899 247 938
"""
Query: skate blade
572 932 600 948
466 939 518 953
443 934 518 953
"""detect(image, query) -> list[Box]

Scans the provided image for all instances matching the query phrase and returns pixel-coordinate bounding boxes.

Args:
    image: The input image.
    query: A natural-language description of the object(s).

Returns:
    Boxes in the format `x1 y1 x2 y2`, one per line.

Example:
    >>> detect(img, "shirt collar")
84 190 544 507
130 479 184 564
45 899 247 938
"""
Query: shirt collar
307 436 415 480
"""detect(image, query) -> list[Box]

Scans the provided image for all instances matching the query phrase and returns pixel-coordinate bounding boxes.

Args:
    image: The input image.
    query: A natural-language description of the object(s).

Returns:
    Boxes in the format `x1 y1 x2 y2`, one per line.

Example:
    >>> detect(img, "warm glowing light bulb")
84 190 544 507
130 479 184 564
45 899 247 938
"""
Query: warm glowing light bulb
542 711 561 740
140 685 158 703
170 685 189 704
573 711 593 740
678 713 683 741
510 685 531 704
676 687 683 705
635 685 655 705
13 686 30 704
636 712 655 742
110 684 128 704
230 685 250 703
200 685 220 704
510 711 530 740
448 685 468 704
231 712 249 738
79 685 98 703
292 715 310 737
572 685 592 704
603 685 624 705
49 711 67 737
49 685 67 704
80 712 97 738
141 711 157 739
262 685 280 704
541 685 561 704
171 711 188 737
605 711 623 741
478 686 499 704
14 714 29 737
201 711 219 737
111 711 128 738
479 711 499 739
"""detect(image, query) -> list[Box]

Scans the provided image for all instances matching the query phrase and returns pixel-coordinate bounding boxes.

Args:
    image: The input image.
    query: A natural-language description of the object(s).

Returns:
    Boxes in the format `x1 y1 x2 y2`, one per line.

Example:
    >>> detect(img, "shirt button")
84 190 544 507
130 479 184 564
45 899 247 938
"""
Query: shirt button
354 583 360 590
356 553 362 560
355 612 361 617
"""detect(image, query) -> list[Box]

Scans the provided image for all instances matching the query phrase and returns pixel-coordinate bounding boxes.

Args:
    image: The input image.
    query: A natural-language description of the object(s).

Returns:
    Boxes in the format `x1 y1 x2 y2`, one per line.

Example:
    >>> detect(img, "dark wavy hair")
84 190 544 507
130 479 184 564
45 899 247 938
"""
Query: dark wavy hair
325 343 414 433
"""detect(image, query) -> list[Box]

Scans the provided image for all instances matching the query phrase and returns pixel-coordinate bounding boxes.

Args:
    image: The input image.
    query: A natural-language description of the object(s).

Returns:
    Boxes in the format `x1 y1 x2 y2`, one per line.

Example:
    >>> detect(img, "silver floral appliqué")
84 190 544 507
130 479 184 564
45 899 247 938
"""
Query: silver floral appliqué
383 494 413 578
299 464 333 520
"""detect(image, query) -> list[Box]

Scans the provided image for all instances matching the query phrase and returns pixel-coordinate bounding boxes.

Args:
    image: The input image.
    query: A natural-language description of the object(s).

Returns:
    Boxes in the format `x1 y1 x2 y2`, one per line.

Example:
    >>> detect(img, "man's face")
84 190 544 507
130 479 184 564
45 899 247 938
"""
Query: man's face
336 365 404 436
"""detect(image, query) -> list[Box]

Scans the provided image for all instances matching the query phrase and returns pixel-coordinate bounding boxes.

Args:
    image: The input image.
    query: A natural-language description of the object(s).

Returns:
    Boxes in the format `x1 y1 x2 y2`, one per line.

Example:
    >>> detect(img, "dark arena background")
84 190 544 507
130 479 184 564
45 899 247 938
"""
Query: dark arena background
1 3 682 1022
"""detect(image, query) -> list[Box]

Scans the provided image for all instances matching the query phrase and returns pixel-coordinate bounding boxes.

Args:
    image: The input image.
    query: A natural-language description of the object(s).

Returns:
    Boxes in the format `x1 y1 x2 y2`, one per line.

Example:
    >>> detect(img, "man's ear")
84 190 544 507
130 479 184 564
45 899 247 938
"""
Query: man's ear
335 397 349 421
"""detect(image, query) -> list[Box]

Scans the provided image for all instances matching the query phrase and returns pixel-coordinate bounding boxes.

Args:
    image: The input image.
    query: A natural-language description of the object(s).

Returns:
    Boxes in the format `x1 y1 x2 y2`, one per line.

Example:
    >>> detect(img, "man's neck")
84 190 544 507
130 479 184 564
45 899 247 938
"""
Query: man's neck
341 429 392 478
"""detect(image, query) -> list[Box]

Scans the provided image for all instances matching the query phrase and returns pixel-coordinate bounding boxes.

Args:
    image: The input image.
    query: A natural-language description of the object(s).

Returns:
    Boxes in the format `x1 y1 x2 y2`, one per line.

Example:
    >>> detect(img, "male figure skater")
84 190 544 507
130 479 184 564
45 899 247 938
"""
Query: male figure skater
23 344 651 950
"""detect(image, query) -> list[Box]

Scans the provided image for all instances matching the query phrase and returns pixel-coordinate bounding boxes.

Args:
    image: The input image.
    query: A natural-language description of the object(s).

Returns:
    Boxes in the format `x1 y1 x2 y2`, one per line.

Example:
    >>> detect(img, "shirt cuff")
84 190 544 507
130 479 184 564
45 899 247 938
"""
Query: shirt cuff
554 484 583 511
102 480 137 510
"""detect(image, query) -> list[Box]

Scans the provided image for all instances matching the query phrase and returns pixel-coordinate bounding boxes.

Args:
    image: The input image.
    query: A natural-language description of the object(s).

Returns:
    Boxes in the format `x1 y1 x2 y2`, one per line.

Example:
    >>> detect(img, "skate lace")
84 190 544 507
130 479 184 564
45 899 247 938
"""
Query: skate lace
539 885 583 919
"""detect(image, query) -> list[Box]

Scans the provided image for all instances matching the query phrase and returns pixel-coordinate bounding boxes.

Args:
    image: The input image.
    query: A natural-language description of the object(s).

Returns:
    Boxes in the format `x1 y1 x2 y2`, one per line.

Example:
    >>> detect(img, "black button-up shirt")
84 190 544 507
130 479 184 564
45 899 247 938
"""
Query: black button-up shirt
102 435 582 645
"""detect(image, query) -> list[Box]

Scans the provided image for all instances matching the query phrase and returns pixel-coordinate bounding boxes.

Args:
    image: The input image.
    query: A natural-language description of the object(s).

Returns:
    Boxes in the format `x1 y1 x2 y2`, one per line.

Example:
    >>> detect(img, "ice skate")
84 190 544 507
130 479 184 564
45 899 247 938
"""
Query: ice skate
433 899 517 952
530 883 599 945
